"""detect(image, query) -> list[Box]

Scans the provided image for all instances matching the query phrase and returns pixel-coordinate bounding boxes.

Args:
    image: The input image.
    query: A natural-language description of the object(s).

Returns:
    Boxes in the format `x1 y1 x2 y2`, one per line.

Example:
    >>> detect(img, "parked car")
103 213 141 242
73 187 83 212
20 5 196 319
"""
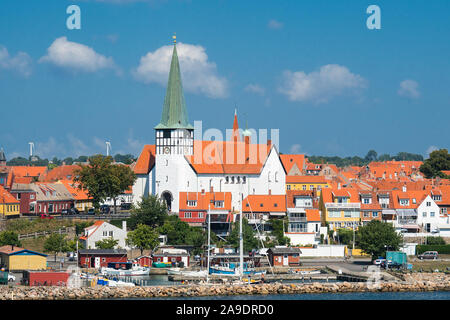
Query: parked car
418 251 438 260
8 274 15 282
100 205 110 214
120 203 131 211
61 209 69 215
39 213 54 219
380 260 402 269
373 258 386 265
69 207 79 215
87 208 95 215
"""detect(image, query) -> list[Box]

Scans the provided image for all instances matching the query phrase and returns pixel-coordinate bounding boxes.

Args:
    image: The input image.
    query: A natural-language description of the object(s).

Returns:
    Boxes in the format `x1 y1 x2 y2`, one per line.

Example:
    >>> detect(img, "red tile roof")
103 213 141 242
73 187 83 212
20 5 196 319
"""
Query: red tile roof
179 191 232 211
242 195 286 213
133 145 155 175
0 185 19 204
305 209 320 222
280 154 306 175
41 165 81 182
185 140 273 174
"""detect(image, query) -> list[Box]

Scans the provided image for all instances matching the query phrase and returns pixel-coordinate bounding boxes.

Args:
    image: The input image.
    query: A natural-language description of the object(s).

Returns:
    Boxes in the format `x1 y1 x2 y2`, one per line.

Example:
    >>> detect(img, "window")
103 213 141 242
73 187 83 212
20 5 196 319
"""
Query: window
17 193 21 200
102 258 106 262
109 231 113 237
399 199 409 206
185 212 192 218
237 176 240 183
198 212 204 218
242 176 246 184
302 185 307 191
187 200 197 207
225 176 229 184
363 198 370 204
430 212 435 217
426 202 431 207
214 201 224 208
372 212 378 218
30 194 35 199
103 231 108 236
287 185 291 191
310 185 314 190
422 212 427 217
231 176 235 184
363 212 370 218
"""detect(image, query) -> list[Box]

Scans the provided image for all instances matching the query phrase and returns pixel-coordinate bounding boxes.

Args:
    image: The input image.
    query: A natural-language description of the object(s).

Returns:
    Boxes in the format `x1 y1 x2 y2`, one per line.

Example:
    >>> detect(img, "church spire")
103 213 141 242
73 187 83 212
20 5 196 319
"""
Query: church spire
232 108 241 142
155 34 193 130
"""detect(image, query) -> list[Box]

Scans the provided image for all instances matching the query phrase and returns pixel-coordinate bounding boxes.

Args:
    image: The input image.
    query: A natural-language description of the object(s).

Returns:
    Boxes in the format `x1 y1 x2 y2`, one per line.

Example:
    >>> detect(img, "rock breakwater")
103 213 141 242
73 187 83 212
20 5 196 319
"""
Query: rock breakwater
1 273 449 300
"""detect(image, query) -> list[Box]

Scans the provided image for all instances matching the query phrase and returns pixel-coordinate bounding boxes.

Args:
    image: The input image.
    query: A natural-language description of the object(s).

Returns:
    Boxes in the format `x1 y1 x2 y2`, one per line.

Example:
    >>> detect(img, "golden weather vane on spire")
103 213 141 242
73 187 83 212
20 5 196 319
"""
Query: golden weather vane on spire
172 33 176 44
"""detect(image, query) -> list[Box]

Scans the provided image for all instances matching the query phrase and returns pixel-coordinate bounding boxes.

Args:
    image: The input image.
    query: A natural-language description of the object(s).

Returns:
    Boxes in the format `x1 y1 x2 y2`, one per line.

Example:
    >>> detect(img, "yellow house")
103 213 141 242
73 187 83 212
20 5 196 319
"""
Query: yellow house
0 246 47 271
0 185 20 218
320 187 361 230
286 175 330 196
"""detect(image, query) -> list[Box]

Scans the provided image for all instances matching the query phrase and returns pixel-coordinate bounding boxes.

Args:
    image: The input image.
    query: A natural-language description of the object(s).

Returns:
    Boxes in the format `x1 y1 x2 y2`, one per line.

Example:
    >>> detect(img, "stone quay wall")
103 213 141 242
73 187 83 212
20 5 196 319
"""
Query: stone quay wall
0 273 449 300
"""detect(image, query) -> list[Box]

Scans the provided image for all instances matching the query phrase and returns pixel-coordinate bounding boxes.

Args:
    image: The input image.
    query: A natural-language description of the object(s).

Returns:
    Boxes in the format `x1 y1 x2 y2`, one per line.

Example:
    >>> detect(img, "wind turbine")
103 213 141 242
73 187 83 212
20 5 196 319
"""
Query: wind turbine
106 141 111 157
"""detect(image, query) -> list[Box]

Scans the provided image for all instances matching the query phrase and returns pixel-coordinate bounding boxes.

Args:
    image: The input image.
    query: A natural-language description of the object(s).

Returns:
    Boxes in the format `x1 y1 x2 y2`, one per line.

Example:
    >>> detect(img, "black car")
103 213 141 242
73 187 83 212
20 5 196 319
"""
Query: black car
69 207 79 215
61 209 69 215
100 205 110 214
120 203 131 211
380 260 402 269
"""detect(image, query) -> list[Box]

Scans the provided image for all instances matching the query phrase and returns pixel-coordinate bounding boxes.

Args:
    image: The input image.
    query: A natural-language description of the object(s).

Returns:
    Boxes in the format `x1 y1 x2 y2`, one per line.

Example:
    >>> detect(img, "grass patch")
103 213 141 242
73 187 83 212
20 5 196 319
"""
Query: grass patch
5 218 75 235
412 260 450 272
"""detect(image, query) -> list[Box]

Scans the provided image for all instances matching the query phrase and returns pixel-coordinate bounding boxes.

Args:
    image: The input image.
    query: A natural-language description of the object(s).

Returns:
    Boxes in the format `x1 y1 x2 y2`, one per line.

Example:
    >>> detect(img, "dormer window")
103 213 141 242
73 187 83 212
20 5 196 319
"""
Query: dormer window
412 198 416 204
432 195 441 201
225 177 229 184
187 200 197 207
214 201 224 208
399 199 409 206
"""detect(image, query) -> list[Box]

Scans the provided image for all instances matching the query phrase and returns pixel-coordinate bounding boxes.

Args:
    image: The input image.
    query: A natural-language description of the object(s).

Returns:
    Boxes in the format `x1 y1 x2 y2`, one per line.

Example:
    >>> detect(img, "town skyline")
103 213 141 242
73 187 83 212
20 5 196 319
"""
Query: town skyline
1 0 449 160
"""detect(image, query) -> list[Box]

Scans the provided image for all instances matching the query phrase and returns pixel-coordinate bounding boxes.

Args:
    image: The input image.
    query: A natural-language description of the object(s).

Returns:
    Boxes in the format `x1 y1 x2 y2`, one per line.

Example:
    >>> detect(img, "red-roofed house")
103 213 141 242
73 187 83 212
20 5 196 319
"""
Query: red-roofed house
79 220 129 250
131 145 155 205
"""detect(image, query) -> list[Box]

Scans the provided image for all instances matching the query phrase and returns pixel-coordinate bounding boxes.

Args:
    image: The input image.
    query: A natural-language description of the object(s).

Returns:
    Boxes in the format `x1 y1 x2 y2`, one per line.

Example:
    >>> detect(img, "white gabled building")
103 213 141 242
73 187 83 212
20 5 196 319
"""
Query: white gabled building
132 38 286 215
416 195 441 233
80 220 129 250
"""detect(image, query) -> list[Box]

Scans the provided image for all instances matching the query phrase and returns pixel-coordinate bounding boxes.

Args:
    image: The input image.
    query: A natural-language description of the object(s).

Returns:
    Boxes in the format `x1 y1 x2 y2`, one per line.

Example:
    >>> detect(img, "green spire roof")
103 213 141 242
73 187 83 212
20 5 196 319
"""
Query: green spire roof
155 43 193 130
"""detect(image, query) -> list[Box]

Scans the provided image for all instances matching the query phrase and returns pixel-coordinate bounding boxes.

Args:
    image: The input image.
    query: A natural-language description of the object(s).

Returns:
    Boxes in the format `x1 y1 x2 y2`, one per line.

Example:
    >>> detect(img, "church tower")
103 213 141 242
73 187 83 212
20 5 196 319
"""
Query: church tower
154 35 194 212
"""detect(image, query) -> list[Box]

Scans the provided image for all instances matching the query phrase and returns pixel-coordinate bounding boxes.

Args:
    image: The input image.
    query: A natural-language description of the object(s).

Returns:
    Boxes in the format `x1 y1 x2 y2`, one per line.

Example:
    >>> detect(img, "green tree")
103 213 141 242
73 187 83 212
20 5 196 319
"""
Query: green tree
227 218 259 252
75 221 94 236
44 233 68 262
365 150 378 162
356 220 403 260
425 236 446 245
66 237 84 252
0 231 22 247
420 149 450 179
73 155 136 210
129 195 168 229
337 228 354 246
268 219 291 246
95 237 119 249
127 224 160 255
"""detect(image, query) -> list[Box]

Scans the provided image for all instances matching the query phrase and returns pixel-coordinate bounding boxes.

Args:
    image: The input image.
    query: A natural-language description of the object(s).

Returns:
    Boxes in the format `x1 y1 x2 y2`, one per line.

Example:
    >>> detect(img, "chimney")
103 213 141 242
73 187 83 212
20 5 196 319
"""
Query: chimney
245 136 250 145
402 184 407 192
268 189 272 195
210 186 214 193
267 139 271 146
122 220 127 232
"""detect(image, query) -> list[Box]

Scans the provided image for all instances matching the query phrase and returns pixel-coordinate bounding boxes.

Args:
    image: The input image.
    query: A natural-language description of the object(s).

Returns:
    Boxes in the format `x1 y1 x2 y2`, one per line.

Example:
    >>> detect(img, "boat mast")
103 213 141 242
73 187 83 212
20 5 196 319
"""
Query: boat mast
207 203 211 283
239 191 243 281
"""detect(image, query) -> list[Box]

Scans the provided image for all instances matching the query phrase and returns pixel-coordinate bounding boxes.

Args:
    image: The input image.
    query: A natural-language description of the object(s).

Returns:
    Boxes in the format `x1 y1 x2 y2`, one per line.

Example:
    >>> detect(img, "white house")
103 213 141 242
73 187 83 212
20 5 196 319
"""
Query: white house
80 220 129 250
416 195 441 233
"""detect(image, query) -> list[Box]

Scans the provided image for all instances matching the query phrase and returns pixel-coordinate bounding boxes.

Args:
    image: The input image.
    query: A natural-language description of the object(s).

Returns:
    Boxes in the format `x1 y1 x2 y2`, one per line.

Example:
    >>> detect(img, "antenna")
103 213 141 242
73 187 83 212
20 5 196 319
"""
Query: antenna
106 142 111 157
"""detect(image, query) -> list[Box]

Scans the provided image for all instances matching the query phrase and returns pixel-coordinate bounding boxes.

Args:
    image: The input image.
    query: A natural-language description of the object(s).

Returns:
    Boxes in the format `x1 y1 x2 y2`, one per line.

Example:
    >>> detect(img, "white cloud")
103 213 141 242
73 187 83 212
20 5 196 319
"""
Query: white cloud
268 19 284 30
39 37 117 73
290 144 302 154
133 42 228 98
398 79 420 99
278 64 367 103
0 45 32 77
426 145 438 156
244 83 265 95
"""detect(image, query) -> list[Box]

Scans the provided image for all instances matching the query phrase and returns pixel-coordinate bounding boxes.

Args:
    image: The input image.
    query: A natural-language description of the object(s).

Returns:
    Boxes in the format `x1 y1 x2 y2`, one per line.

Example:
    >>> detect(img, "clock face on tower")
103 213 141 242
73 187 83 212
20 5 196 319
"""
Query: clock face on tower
164 147 170 154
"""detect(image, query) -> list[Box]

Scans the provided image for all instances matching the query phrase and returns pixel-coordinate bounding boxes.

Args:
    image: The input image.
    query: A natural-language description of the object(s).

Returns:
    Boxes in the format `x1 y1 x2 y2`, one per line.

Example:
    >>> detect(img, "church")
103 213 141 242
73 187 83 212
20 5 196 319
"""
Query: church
132 37 287 223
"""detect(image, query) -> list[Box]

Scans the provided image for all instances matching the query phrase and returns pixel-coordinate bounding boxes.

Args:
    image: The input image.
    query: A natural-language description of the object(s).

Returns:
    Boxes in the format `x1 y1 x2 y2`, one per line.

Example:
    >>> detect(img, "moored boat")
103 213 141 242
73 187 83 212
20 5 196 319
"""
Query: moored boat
100 262 150 276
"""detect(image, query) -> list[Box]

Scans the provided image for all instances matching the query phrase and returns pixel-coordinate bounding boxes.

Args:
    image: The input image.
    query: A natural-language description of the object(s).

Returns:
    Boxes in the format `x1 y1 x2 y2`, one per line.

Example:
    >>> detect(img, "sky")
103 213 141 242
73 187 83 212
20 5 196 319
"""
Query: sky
0 0 449 160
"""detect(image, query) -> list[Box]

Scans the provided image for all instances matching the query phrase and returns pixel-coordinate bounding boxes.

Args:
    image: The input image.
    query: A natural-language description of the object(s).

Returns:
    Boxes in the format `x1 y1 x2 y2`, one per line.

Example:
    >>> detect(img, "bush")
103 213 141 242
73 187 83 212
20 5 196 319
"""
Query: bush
416 245 450 255
425 237 446 245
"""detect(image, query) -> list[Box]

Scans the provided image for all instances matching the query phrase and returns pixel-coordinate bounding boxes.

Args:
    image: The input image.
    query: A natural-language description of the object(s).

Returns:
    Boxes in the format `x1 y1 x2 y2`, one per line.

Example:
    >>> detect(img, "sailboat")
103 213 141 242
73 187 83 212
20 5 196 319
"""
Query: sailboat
207 191 265 281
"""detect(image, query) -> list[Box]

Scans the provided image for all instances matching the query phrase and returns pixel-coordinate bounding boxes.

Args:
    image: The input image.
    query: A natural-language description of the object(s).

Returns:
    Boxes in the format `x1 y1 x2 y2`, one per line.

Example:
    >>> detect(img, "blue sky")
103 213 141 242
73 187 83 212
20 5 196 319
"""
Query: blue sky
0 0 449 160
